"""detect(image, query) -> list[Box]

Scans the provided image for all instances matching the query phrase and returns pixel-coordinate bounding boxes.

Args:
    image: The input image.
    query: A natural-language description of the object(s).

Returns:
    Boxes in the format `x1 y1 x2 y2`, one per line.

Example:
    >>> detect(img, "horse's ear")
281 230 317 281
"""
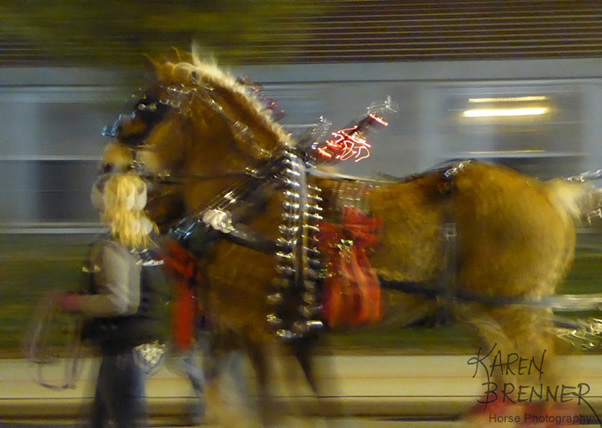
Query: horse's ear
169 47 194 64
165 47 181 63
141 54 161 80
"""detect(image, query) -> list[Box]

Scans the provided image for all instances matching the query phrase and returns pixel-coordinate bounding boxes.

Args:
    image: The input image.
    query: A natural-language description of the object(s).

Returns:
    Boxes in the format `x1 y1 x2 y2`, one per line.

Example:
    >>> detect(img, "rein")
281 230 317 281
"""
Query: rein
24 293 84 390
140 170 250 186
382 277 602 350
381 279 553 307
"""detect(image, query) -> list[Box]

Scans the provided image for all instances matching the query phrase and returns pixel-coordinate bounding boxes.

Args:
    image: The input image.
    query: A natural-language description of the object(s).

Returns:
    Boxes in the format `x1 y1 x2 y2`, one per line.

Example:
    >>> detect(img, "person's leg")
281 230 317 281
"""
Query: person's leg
182 346 205 399
102 351 148 428
132 361 150 428
89 357 108 428
180 347 205 423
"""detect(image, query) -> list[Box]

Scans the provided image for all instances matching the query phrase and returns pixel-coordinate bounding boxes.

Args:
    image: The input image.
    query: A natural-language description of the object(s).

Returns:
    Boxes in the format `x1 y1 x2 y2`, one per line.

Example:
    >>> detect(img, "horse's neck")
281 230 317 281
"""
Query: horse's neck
180 139 254 212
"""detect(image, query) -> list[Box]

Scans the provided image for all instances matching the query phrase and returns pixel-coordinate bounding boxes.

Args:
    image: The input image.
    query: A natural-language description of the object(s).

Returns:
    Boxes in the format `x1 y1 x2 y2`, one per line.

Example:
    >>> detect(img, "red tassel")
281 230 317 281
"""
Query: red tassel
318 207 383 328
172 281 195 350
163 239 199 351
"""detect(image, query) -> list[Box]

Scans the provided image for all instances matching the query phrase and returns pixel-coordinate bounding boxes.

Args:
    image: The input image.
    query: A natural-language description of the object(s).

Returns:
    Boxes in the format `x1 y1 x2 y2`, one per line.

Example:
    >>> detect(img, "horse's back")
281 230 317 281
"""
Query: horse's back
368 162 583 297
367 172 448 282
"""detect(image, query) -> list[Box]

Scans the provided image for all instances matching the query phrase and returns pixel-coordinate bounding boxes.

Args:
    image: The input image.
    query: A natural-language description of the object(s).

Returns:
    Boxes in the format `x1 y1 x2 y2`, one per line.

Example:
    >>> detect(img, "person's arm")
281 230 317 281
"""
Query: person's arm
60 243 140 317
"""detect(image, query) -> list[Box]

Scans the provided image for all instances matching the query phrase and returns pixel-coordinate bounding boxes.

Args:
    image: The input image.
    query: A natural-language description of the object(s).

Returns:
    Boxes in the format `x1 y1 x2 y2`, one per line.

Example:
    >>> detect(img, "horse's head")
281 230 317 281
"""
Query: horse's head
98 51 293 230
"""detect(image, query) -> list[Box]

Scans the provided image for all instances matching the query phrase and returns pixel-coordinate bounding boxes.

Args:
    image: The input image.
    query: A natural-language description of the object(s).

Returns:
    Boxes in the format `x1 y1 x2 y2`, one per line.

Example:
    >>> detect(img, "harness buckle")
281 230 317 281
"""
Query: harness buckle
443 222 457 241
202 209 234 233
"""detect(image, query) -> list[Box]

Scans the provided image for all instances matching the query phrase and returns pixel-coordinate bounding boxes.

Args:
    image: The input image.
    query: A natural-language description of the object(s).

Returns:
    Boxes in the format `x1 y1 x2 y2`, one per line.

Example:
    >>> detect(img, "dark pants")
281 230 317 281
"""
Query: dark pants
90 349 148 428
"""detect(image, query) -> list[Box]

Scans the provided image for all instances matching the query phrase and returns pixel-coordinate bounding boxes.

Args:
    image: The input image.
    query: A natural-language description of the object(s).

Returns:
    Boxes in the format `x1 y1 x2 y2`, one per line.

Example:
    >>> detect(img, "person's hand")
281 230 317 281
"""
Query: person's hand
56 292 83 313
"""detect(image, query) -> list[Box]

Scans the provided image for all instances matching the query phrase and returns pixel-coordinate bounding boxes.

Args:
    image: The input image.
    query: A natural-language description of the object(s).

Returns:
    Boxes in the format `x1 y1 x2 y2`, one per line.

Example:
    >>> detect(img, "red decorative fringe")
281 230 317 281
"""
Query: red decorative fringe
163 239 199 351
318 206 383 328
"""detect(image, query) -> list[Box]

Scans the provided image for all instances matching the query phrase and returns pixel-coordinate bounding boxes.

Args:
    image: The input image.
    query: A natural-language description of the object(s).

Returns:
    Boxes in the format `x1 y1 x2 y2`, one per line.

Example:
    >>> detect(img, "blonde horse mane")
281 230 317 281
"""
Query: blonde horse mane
145 48 294 161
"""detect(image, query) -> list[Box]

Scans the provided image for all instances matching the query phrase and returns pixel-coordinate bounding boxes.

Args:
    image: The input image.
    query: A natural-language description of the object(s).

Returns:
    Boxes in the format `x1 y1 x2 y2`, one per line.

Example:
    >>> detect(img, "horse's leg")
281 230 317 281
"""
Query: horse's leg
471 306 556 382
201 330 253 426
289 337 320 394
244 337 342 427
245 338 275 427
281 337 351 427
459 305 522 426
461 305 519 385
461 304 565 427
494 306 576 423
199 332 229 425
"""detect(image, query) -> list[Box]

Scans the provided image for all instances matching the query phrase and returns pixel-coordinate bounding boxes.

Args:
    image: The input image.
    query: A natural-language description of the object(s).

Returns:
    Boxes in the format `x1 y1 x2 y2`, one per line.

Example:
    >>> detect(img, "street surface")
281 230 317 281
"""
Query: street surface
1 354 602 427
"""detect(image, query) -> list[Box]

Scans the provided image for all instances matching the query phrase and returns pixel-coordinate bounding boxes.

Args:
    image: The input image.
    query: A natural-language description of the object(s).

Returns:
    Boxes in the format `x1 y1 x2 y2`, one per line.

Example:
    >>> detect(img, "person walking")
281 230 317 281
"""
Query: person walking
59 172 160 428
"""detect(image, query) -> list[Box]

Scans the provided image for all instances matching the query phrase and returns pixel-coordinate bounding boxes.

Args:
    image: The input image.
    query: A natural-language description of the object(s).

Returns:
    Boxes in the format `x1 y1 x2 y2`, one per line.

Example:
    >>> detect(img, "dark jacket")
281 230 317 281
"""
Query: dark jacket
80 238 161 353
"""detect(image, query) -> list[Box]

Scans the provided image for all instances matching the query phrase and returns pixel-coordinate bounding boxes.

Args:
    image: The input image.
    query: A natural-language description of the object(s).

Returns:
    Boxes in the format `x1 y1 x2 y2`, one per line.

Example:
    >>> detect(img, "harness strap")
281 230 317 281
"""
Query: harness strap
434 162 463 317
222 224 280 254
200 209 280 254
380 279 552 307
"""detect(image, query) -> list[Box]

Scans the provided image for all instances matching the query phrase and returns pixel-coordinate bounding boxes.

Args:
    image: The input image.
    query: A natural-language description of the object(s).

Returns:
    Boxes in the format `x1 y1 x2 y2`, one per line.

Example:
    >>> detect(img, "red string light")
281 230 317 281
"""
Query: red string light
316 114 388 163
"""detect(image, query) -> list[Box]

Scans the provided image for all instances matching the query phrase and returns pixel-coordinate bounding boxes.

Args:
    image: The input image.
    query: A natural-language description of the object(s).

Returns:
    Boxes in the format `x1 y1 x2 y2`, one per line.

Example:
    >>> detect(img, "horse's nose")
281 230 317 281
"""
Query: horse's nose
100 142 136 174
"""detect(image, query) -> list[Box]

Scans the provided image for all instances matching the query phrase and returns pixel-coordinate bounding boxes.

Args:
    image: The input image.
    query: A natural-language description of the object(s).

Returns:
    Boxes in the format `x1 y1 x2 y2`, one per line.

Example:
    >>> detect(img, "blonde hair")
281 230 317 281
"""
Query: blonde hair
99 173 157 249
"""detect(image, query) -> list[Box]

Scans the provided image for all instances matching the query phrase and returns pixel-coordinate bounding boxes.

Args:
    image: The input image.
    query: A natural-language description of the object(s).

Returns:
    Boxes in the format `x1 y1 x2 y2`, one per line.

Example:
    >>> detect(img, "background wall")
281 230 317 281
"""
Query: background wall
1 58 600 231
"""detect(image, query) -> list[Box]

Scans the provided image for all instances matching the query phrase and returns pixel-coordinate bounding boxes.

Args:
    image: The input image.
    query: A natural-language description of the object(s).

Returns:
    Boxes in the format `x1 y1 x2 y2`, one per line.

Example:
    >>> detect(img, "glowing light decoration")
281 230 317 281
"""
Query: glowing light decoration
316 113 389 163
319 127 371 162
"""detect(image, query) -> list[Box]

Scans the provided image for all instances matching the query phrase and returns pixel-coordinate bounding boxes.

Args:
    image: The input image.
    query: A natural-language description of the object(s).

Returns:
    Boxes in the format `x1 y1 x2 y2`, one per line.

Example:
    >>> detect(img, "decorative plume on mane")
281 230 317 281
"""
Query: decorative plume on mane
148 47 294 157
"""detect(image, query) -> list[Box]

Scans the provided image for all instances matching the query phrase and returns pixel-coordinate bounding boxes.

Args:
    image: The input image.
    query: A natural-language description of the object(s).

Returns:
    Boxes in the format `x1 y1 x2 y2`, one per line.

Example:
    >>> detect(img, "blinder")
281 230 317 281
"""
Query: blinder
102 94 173 147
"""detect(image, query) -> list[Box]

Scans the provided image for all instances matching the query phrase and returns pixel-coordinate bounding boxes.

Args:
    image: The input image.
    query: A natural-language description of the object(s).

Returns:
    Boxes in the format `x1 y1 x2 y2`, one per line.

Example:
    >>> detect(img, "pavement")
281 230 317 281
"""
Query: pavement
2 353 602 427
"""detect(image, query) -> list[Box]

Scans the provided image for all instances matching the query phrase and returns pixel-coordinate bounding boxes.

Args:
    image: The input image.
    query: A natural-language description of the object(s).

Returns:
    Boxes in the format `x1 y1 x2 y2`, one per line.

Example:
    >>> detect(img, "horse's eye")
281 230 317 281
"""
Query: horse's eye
100 163 114 174
119 115 147 140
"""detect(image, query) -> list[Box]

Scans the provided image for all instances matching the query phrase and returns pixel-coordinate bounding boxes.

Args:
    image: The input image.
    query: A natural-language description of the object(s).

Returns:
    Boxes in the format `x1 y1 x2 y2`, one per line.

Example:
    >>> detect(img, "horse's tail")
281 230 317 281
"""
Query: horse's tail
543 178 598 225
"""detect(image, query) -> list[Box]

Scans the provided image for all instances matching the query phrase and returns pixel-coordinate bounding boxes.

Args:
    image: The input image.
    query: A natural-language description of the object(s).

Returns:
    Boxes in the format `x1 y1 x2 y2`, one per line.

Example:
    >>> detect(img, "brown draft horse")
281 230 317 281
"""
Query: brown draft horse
98 51 597 426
